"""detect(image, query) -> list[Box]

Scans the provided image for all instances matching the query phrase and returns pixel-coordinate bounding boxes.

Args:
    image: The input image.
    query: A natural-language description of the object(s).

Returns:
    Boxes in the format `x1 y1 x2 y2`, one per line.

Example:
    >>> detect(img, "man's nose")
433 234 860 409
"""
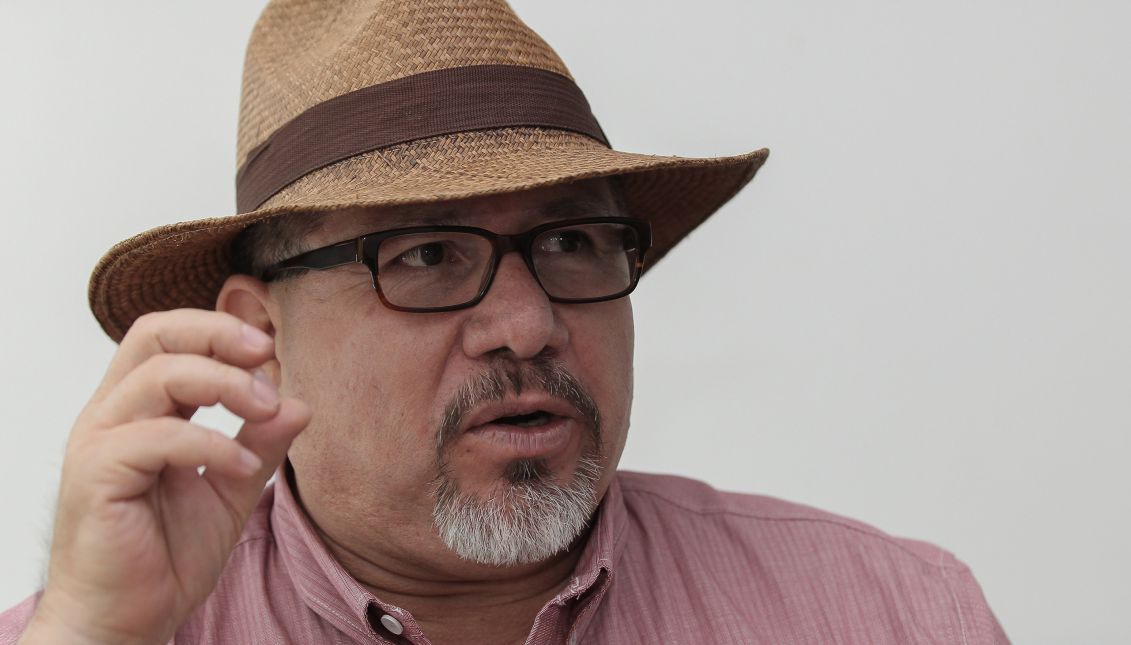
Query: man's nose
460 251 568 360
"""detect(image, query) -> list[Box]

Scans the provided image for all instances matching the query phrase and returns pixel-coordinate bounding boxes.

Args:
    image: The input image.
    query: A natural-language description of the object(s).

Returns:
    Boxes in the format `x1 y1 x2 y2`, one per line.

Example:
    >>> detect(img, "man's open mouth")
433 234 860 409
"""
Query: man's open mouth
456 395 580 438
488 411 555 428
456 399 579 457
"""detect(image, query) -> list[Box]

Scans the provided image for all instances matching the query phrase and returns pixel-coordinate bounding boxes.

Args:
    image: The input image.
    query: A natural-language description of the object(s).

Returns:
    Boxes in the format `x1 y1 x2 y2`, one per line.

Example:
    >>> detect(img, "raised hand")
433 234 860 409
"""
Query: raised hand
20 309 311 645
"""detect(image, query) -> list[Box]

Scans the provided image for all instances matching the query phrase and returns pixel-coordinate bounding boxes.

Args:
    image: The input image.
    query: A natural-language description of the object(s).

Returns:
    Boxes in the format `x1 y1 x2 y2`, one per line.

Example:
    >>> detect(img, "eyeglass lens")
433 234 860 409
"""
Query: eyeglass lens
373 222 642 309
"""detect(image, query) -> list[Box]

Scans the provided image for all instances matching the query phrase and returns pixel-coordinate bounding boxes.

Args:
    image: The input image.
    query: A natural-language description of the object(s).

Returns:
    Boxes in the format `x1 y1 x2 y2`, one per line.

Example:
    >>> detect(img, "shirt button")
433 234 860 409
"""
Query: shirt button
379 614 404 635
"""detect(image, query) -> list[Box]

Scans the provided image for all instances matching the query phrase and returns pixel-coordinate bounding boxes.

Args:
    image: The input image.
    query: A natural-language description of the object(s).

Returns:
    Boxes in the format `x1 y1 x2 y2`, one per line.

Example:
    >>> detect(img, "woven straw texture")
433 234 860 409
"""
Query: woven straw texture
88 0 769 342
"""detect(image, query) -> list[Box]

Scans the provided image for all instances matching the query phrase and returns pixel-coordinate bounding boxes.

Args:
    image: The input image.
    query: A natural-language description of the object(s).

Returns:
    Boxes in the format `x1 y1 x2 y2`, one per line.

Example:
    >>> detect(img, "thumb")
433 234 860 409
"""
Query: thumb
205 396 312 515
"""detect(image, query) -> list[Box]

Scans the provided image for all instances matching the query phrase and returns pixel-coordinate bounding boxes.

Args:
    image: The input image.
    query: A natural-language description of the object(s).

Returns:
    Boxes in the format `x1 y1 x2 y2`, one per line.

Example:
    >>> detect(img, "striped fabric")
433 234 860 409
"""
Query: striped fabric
1 468 1009 644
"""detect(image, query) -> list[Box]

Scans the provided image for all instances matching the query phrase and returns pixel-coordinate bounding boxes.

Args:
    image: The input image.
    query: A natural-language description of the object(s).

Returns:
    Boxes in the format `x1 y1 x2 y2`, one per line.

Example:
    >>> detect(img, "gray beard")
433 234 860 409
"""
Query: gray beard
431 451 602 566
429 356 604 567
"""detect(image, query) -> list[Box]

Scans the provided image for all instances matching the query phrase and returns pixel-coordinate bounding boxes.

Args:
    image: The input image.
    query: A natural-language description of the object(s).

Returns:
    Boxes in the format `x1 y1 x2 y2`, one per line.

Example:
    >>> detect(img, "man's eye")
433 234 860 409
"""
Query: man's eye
542 231 588 253
398 242 446 267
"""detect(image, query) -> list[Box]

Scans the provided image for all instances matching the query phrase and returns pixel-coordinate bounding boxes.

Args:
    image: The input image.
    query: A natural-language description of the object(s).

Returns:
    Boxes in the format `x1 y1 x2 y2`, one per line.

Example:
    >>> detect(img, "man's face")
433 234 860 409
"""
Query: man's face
264 177 635 569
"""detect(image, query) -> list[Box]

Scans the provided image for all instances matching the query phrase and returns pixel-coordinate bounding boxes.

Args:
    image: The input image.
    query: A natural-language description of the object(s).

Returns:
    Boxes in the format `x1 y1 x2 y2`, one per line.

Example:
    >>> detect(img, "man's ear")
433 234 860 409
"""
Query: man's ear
217 274 282 380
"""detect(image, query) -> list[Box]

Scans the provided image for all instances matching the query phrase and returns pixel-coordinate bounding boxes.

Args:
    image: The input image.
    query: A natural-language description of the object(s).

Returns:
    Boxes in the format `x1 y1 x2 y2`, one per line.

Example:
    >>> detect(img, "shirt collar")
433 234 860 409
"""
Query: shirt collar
271 461 629 641
559 472 628 595
271 461 391 639
540 473 628 641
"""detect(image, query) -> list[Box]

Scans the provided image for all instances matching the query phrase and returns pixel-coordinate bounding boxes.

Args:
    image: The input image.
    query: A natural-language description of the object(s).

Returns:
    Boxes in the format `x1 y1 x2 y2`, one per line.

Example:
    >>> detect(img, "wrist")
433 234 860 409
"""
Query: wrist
19 593 153 645
19 614 111 645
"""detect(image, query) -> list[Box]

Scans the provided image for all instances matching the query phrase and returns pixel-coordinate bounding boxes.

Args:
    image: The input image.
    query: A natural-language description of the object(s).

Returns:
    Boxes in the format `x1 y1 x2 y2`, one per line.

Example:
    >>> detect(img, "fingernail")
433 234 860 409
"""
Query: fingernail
252 369 279 406
241 323 272 349
238 447 263 475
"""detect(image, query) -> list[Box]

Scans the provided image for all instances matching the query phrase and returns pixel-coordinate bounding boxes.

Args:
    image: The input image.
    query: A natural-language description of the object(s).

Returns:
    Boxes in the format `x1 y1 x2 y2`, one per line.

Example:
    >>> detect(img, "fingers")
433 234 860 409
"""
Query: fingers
39 307 309 645
97 309 275 399
84 397 311 505
206 397 313 513
93 418 263 501
92 354 282 428
232 397 313 474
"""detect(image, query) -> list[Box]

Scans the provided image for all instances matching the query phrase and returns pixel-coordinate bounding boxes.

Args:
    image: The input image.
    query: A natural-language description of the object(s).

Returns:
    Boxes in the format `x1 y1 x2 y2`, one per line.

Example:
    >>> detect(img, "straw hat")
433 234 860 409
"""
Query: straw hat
88 0 769 342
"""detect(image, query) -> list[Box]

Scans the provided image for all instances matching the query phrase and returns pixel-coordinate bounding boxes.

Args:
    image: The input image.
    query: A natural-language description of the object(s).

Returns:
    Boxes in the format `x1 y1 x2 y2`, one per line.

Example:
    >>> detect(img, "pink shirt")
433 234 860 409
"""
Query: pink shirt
2 468 1009 644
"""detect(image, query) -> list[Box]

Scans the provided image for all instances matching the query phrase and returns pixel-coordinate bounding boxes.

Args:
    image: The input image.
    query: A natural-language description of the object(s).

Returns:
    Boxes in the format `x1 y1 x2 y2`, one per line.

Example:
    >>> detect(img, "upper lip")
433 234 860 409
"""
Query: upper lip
460 394 579 433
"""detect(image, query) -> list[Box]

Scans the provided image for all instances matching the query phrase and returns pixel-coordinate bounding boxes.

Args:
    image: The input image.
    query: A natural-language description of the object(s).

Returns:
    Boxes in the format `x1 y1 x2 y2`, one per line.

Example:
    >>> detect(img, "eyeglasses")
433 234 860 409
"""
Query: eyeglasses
261 217 652 312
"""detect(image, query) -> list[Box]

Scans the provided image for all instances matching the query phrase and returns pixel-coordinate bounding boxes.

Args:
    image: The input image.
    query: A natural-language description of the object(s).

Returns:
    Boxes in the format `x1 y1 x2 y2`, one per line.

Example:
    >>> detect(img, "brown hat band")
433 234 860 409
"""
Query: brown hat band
235 64 610 213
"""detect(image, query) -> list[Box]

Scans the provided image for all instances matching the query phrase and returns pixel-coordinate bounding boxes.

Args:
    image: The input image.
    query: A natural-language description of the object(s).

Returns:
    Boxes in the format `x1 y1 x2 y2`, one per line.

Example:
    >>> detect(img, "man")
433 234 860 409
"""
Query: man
3 1 1008 643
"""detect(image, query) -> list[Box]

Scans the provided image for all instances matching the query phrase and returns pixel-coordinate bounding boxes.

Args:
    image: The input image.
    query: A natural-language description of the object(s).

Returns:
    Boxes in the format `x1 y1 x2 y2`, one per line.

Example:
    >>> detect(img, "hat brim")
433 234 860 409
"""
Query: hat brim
89 127 768 342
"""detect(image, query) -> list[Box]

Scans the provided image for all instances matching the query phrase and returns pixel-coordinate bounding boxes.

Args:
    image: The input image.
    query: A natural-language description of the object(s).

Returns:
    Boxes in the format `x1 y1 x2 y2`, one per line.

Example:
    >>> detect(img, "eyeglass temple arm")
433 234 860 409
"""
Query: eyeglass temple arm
260 238 362 281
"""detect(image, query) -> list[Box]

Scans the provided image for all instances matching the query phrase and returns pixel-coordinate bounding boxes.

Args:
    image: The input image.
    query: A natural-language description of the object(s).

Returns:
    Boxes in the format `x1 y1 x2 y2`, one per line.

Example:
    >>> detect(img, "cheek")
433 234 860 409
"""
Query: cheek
278 293 459 486
566 302 635 437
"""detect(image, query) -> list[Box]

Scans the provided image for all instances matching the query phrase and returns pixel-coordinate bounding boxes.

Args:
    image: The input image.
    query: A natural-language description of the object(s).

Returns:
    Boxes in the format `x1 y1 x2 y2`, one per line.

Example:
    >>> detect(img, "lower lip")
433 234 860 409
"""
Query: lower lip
464 417 575 458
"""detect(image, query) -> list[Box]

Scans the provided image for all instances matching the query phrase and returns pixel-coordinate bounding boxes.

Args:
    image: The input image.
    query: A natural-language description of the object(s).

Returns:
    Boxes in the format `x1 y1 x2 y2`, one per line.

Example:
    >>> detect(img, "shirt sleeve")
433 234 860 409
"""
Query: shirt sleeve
0 592 40 645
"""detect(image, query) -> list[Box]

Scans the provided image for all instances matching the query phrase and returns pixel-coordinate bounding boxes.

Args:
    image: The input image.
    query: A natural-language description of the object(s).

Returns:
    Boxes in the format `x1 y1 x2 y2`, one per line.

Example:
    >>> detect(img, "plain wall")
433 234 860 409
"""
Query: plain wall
1 1 1128 643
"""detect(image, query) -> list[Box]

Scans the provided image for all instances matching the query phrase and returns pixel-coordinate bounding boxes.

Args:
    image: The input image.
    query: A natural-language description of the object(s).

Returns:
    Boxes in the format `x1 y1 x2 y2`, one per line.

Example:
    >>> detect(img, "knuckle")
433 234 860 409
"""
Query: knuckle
144 416 182 437
172 359 251 405
150 417 191 447
134 310 164 330
141 352 182 376
122 311 161 342
125 309 238 349
82 405 118 431
147 417 183 443
136 354 213 395
210 358 246 385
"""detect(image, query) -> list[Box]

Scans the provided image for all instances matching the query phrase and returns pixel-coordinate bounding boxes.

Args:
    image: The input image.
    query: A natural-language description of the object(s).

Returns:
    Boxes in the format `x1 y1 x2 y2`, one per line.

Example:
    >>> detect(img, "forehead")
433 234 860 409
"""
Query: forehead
313 176 622 241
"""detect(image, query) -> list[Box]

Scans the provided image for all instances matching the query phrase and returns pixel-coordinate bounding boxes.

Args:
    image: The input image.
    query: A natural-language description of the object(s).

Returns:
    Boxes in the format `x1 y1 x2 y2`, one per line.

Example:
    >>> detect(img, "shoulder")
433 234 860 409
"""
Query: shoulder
609 470 1009 643
0 593 39 645
616 469 954 566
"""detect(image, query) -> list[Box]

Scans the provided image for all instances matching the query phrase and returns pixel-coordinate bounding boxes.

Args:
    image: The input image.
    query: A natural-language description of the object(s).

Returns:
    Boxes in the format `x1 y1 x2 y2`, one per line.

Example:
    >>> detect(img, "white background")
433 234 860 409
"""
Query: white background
2 2 1128 643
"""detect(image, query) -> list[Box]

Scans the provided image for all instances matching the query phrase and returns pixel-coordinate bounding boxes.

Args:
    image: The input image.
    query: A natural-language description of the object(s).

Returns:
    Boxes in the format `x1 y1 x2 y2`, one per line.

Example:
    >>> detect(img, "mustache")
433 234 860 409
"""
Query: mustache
436 355 602 455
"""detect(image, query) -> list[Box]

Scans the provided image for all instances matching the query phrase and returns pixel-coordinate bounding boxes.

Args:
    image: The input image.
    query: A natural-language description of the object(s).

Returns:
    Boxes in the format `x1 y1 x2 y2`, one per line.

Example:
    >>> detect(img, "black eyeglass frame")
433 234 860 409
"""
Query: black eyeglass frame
261 216 653 313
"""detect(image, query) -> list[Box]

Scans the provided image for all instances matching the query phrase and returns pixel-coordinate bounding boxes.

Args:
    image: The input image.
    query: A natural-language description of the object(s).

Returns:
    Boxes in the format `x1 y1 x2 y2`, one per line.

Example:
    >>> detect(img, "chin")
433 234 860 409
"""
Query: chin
430 448 603 567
